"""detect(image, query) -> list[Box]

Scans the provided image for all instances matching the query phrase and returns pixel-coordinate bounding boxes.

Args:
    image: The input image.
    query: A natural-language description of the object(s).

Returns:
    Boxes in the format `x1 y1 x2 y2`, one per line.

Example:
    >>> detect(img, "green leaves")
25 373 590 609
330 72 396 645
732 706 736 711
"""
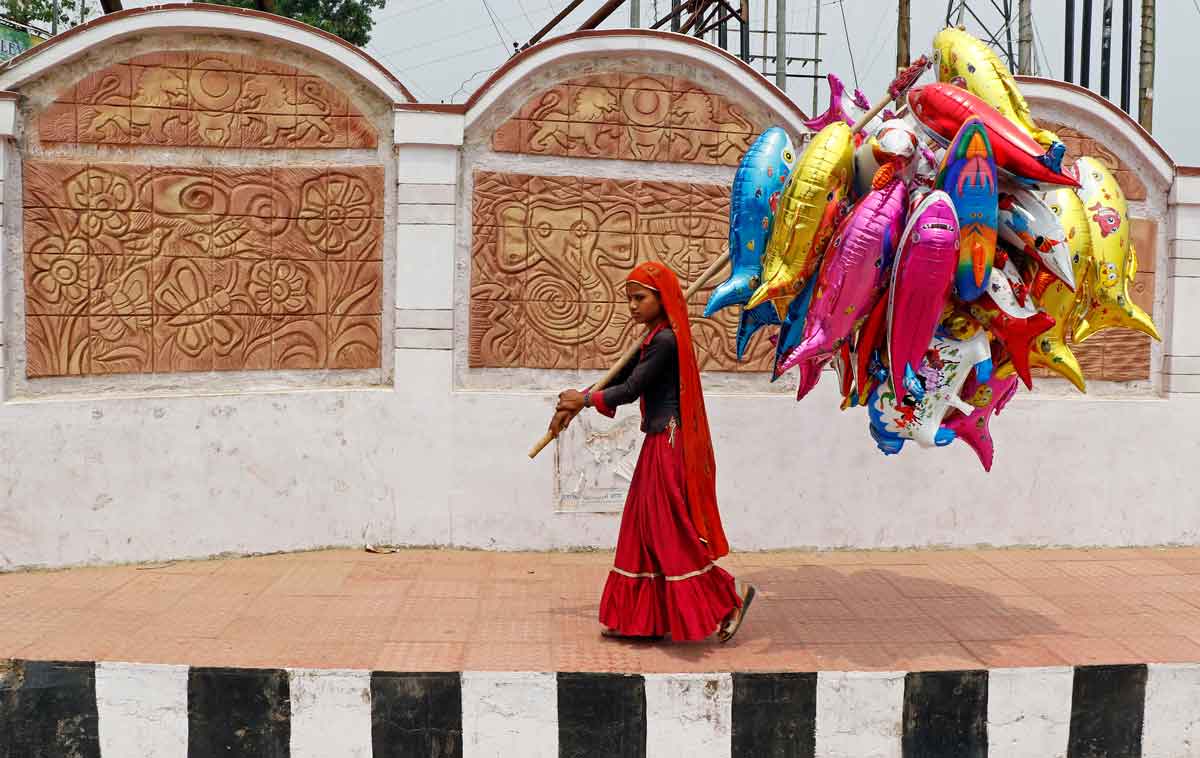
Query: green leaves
205 0 386 46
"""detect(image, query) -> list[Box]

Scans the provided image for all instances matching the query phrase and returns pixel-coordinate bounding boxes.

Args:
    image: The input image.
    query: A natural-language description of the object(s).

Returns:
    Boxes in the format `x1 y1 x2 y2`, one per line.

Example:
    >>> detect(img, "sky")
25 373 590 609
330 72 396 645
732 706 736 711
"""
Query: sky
357 0 1200 166
101 0 1197 164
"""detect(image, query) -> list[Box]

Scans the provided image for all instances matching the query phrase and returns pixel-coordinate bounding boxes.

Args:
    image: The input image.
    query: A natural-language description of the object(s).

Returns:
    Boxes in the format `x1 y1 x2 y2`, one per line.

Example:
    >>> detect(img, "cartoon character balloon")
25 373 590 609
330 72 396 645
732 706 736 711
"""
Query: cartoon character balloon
867 330 993 455
942 366 1020 471
1071 157 1161 344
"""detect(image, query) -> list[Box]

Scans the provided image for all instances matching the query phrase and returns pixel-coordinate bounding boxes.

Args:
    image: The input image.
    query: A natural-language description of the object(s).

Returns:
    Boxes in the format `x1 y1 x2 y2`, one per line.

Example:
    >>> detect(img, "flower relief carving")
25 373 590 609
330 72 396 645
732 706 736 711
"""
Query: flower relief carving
21 161 386 378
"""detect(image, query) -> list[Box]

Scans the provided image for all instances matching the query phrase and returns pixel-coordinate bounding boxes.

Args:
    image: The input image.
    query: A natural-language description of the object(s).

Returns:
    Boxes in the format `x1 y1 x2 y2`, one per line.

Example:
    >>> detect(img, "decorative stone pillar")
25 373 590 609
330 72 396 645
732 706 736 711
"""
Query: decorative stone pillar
0 91 15 401
392 106 463 381
1166 172 1200 395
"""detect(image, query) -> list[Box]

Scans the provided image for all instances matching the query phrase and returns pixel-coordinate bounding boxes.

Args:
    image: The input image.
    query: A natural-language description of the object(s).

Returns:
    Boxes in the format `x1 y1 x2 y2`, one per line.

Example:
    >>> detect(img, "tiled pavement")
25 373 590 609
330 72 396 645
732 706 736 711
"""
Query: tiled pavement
5 546 1200 672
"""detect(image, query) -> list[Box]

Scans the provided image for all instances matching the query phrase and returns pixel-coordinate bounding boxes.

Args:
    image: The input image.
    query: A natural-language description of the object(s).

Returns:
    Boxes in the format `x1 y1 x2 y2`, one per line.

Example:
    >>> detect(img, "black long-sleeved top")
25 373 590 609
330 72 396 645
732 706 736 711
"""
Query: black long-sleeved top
594 326 680 434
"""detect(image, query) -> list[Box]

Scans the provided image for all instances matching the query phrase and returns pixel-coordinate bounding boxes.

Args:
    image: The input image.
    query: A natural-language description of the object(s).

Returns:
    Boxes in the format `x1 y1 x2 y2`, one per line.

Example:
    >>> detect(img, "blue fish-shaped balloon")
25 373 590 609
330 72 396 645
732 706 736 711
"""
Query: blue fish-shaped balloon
936 118 998 303
770 275 818 381
704 126 798 357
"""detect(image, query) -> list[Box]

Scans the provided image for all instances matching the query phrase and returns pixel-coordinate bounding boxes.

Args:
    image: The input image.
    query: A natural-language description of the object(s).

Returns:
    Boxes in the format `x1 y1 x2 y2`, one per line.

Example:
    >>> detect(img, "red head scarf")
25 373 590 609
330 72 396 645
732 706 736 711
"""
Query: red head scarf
626 262 729 559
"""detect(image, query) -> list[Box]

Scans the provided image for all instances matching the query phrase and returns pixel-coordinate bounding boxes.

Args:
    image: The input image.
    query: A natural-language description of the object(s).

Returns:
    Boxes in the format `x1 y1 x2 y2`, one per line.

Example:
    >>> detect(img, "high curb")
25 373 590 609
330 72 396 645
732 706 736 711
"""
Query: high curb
3 659 1196 756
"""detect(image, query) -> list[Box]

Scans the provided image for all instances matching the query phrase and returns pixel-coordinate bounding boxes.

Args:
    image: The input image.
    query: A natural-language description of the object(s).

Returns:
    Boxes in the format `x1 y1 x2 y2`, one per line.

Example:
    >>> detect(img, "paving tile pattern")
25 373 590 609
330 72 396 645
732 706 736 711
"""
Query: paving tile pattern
6 547 1200 673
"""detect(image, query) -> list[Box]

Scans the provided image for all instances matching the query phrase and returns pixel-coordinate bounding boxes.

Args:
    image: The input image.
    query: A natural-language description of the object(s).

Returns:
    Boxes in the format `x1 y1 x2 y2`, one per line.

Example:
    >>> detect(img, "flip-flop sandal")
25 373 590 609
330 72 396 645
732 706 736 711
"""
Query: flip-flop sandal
718 584 756 644
602 627 664 641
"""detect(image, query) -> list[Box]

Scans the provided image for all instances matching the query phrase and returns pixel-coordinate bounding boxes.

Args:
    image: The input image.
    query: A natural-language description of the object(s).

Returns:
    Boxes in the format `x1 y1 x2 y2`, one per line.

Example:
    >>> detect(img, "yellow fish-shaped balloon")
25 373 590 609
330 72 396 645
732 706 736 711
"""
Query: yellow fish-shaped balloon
1033 186 1094 391
747 122 854 311
933 27 1059 149
1072 156 1161 344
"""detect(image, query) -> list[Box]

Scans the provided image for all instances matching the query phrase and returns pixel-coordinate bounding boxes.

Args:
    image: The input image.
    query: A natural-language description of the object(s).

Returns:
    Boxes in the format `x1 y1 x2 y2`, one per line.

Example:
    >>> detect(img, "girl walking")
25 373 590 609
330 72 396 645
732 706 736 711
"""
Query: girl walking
553 261 755 643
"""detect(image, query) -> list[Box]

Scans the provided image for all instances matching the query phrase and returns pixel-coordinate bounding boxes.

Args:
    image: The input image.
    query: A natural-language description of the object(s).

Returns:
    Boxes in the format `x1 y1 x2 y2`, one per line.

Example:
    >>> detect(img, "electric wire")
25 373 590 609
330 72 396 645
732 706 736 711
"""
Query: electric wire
373 1 557 58
858 4 896 85
481 0 514 53
449 63 503 101
393 40 502 73
838 0 858 89
515 0 537 32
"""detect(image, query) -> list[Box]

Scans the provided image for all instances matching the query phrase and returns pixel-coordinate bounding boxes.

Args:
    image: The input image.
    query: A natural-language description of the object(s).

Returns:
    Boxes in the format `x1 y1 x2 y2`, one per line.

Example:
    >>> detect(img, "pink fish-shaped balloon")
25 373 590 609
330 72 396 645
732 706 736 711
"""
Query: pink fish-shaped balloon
779 165 908 378
886 190 959 406
943 370 1019 471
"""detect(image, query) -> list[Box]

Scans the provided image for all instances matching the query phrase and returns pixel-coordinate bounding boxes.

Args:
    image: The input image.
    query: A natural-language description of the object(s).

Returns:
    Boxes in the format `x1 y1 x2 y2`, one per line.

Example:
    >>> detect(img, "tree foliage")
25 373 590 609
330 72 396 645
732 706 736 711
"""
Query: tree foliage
1 0 87 31
206 0 386 47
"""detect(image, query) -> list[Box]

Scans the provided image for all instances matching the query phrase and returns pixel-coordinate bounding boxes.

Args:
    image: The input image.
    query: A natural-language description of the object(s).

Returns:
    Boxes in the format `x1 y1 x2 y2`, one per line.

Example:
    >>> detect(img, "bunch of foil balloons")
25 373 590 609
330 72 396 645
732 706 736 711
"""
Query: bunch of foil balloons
704 27 1161 471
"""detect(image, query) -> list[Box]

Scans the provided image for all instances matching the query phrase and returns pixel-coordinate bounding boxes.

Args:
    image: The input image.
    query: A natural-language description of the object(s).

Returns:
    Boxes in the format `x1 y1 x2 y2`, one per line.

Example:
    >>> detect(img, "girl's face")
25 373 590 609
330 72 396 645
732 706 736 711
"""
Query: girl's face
625 281 663 324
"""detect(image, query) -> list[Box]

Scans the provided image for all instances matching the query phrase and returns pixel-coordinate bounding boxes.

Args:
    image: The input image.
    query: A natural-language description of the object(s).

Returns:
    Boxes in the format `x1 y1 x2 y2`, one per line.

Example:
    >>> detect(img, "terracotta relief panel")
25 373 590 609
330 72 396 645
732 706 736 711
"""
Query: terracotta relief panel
21 160 384 378
1040 120 1147 201
39 51 377 149
493 73 760 166
469 170 774 371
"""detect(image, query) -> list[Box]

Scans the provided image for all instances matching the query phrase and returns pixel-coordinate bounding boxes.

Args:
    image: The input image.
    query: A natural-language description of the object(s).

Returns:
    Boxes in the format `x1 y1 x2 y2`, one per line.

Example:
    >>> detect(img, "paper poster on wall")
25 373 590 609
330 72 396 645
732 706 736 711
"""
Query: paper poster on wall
554 408 642 513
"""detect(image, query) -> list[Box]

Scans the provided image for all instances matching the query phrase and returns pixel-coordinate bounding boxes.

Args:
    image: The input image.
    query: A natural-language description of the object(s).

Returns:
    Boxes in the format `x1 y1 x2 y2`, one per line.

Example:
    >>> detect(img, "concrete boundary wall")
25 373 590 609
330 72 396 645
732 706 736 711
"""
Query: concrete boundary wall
0 14 1196 570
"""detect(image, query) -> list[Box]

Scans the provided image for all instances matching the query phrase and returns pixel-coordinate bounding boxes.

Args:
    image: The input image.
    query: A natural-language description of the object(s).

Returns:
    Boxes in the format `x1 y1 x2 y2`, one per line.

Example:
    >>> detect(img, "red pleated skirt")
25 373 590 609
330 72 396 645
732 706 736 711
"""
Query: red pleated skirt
599 425 741 642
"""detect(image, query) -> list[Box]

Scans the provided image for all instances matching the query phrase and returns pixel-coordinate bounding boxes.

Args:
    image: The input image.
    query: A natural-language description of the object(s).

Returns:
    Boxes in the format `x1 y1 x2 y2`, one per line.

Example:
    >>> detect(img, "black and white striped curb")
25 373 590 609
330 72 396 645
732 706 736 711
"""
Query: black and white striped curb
2 660 1197 756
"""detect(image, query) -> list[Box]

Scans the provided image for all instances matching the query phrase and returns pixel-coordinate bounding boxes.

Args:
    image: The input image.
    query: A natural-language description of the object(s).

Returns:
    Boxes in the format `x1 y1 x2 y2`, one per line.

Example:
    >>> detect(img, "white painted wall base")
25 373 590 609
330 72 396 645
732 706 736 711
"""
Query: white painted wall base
1 346 1199 569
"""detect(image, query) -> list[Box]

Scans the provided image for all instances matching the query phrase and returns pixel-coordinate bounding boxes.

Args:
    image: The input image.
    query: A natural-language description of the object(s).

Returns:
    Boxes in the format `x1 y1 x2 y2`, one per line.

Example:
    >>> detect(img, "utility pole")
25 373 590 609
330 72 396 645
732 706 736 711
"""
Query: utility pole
776 0 786 90
1081 0 1092 87
762 0 768 75
631 0 641 27
1100 0 1112 97
1138 0 1154 131
1119 0 1132 111
1017 0 1032 74
1065 0 1075 82
897 0 910 71
739 0 751 62
812 0 821 113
